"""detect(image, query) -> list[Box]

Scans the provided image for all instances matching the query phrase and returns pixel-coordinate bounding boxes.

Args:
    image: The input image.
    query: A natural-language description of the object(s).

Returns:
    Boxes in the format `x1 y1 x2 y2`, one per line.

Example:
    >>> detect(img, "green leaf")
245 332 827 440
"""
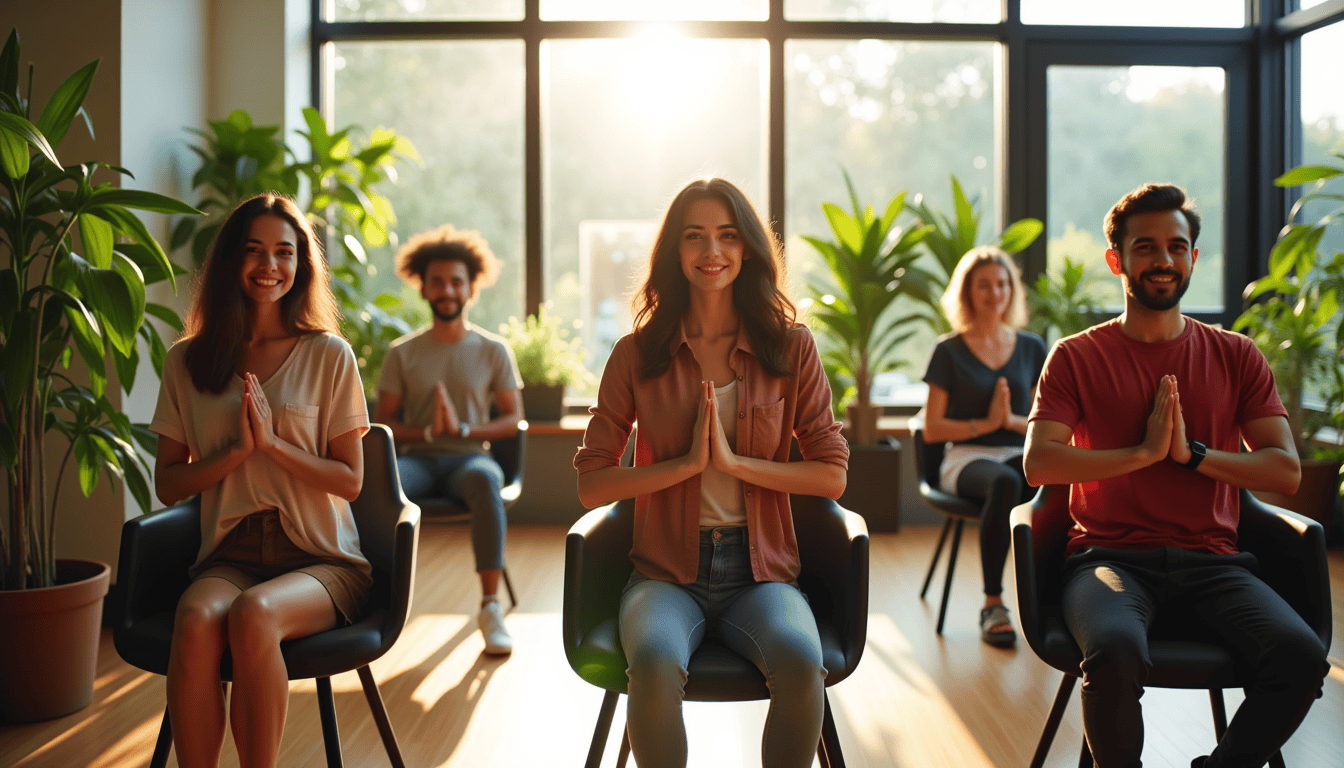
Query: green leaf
35 60 98 148
1274 165 1343 188
822 203 864 255
73 433 100 496
88 187 202 215
0 30 19 102
78 211 115 269
0 122 29 179
62 298 107 397
0 110 59 167
145 302 185 332
116 242 188 286
169 217 195 251
112 341 139 394
82 265 140 358
1 311 35 416
93 204 176 292
998 218 1044 253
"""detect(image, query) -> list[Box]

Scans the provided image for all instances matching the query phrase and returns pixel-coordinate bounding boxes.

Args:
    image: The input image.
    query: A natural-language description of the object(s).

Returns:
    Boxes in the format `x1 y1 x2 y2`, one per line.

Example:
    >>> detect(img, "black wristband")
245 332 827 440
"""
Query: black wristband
1182 440 1207 470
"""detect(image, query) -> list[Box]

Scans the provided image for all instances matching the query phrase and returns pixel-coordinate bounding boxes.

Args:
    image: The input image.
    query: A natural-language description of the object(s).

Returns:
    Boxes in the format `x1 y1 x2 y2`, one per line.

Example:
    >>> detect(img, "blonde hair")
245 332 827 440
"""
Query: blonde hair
941 246 1027 333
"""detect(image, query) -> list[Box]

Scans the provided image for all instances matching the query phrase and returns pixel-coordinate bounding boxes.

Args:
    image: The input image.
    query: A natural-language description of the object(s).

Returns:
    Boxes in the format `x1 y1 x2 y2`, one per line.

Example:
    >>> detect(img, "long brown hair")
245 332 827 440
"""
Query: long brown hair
181 194 340 393
632 178 797 379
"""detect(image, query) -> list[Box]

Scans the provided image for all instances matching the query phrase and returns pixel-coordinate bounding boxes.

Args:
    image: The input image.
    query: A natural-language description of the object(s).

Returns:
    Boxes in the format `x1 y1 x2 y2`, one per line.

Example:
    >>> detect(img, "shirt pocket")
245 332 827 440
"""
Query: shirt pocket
751 397 786 459
280 402 321 453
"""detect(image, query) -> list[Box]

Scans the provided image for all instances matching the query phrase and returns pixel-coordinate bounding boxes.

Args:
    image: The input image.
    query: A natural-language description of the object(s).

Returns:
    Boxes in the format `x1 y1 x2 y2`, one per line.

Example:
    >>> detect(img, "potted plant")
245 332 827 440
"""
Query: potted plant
1026 254 1107 345
500 302 595 421
0 29 198 721
1233 159 1344 533
170 107 422 398
802 171 934 447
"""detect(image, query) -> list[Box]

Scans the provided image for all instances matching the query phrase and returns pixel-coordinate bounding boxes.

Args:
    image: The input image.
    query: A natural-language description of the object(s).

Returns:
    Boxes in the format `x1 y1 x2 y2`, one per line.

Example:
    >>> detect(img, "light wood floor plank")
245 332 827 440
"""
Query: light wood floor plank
3 523 1343 767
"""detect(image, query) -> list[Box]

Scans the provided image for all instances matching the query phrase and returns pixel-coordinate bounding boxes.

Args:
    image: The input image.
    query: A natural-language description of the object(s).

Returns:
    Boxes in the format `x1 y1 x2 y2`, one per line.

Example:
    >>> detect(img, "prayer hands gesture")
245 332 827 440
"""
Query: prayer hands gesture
432 382 461 438
987 377 1011 431
1142 374 1191 465
686 381 741 475
244 372 277 453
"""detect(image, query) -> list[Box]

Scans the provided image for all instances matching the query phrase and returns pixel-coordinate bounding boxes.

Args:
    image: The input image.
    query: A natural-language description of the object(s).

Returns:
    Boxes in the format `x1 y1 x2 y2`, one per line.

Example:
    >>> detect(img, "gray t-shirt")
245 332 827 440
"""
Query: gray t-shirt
377 325 521 455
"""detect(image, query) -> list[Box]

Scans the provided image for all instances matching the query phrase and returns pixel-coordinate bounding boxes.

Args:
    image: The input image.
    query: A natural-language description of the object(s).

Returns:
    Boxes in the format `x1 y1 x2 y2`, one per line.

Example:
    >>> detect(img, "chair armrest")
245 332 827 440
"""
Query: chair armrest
563 500 635 662
792 495 869 679
1237 489 1332 649
1011 493 1042 653
378 500 421 649
115 500 201 629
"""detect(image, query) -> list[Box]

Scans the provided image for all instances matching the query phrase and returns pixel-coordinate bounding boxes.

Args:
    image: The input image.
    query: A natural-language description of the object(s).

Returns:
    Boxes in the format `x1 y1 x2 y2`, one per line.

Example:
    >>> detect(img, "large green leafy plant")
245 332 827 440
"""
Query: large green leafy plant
0 30 198 590
1233 159 1344 465
499 302 595 389
1026 254 1107 343
171 108 422 397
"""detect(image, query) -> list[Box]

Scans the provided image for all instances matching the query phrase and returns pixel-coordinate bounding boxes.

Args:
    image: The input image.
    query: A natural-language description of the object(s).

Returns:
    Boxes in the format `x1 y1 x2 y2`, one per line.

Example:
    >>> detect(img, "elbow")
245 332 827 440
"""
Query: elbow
1275 459 1302 497
576 475 603 510
825 464 847 500
1022 450 1046 488
339 473 364 503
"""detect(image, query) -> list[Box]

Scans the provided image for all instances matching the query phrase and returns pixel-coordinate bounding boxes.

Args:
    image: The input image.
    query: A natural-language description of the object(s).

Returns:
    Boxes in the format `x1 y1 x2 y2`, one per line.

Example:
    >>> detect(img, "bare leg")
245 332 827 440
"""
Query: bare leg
479 569 501 603
168 577 243 768
227 572 338 768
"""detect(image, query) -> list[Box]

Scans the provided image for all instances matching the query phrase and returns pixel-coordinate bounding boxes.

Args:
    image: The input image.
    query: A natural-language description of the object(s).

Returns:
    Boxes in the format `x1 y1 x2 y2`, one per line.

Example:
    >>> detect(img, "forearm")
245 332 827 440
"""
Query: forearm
577 458 700 509
260 440 362 501
155 444 249 506
725 457 846 500
1004 412 1029 436
924 415 991 443
1192 446 1300 495
1023 439 1157 487
466 411 522 442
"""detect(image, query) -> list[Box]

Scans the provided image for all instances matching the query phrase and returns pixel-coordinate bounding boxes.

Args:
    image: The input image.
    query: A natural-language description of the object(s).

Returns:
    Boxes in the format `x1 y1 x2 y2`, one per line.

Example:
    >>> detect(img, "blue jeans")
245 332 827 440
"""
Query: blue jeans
618 527 827 768
397 452 506 572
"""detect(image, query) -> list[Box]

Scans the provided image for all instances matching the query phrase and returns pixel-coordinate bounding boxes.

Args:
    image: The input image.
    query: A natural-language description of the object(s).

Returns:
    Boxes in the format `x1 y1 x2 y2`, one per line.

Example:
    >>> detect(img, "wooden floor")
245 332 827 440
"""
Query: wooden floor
4 522 1344 768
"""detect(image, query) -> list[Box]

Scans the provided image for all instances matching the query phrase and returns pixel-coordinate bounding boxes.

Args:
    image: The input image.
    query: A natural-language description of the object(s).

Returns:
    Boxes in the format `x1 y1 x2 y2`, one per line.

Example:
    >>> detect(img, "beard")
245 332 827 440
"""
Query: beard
1126 267 1191 311
431 297 464 322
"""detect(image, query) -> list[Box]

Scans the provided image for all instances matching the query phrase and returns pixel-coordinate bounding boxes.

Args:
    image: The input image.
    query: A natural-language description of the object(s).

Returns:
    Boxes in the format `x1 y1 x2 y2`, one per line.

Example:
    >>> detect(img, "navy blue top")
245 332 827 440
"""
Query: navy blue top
922 330 1048 448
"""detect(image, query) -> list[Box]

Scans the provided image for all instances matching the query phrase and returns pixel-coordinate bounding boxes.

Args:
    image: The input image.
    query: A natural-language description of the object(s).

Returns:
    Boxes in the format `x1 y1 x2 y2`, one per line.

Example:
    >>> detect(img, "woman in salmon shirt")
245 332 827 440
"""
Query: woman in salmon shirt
575 178 850 768
150 195 371 768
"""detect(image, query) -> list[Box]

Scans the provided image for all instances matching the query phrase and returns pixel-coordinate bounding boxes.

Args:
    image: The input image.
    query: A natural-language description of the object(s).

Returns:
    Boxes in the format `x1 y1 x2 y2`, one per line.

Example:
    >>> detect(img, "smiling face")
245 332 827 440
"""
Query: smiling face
421 258 472 323
237 214 298 305
968 262 1012 323
678 196 746 296
1105 208 1199 312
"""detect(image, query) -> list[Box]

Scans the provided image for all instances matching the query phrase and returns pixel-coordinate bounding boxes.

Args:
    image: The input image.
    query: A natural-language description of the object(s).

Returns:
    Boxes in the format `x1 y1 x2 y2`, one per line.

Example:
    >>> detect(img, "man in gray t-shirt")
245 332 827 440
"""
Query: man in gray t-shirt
374 225 523 655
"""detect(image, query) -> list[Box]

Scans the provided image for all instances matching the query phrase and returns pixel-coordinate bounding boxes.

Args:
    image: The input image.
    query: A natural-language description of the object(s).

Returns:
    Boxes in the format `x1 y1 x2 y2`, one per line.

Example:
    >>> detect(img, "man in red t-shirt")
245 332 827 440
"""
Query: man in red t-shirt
1025 183 1327 768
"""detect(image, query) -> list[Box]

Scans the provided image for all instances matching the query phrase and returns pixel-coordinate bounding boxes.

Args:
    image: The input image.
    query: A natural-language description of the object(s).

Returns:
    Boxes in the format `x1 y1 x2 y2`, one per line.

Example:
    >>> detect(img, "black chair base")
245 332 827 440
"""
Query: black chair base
919 516 966 635
584 689 847 768
148 664 406 768
1031 673 1286 768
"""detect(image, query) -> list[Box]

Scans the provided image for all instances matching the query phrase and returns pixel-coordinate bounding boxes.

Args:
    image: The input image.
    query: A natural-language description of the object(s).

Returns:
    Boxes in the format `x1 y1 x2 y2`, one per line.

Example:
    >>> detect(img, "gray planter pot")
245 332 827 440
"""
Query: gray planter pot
522 383 566 422
837 437 902 533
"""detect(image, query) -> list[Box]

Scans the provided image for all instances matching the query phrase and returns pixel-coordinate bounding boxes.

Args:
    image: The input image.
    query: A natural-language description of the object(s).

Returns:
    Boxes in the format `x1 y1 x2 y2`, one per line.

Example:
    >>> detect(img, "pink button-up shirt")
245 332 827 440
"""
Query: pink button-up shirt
574 323 849 584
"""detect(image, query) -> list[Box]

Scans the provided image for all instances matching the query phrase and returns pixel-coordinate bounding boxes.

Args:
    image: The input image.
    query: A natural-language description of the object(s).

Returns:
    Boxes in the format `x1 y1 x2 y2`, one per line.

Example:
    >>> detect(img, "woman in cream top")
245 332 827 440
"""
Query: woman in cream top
576 178 847 768
149 194 369 768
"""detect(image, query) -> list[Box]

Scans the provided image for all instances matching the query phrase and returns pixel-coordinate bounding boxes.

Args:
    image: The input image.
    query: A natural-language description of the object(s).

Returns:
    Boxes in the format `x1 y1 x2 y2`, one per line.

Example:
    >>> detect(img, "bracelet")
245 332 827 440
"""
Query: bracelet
423 424 434 443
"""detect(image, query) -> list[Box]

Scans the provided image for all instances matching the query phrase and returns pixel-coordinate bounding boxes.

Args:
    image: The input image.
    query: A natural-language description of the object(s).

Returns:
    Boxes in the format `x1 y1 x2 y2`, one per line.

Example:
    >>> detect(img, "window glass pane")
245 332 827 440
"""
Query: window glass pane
332 0 522 21
544 38 767 393
333 41 525 369
1297 0 1329 9
541 0 766 20
786 0 999 23
787 40 998 399
1021 0 1244 27
1300 22 1344 262
1046 65 1226 311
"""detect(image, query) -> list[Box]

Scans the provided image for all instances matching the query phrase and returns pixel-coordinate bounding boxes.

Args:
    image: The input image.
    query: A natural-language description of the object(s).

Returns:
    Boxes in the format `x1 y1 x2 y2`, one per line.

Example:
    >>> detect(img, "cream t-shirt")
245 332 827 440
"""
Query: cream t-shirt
150 332 372 574
699 380 747 528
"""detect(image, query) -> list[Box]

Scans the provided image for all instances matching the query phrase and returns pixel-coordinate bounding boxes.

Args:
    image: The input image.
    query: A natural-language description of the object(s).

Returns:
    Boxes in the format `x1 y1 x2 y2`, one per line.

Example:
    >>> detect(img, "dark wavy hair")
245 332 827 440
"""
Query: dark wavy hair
632 178 797 380
182 194 339 394
1104 183 1202 251
395 223 501 294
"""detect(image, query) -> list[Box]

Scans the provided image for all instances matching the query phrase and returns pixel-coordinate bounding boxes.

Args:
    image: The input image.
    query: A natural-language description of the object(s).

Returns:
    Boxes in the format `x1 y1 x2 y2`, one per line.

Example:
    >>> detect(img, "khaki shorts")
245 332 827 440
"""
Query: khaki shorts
192 510 372 625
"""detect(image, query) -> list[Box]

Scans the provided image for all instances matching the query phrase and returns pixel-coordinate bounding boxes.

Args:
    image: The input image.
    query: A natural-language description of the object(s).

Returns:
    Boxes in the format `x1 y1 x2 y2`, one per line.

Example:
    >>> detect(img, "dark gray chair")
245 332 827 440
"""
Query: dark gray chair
406 420 526 607
908 414 982 635
113 425 420 768
1012 485 1331 768
563 495 869 768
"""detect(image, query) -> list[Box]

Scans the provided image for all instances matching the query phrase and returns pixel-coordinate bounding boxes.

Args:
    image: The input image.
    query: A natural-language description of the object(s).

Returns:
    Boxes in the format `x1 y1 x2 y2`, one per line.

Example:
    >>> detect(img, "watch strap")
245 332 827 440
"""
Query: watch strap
1183 440 1207 470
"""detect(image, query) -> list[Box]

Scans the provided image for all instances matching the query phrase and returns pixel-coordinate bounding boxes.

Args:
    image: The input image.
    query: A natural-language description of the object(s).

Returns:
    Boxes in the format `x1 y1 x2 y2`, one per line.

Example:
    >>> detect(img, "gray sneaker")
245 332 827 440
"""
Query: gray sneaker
478 599 513 655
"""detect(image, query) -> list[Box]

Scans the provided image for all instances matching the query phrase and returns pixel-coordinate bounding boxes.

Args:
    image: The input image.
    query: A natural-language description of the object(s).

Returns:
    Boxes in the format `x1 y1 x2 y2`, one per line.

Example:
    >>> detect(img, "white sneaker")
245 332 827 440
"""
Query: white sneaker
477 599 513 655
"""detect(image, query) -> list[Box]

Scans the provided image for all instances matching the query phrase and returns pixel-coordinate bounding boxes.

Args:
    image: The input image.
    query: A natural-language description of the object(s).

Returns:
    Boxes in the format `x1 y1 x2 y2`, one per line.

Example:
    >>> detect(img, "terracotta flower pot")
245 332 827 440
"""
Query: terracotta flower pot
0 559 110 723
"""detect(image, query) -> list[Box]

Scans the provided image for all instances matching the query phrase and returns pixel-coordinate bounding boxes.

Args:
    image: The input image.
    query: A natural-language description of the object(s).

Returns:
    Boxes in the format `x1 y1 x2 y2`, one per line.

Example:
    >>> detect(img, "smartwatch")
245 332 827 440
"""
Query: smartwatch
1182 440 1207 470
460 421 471 439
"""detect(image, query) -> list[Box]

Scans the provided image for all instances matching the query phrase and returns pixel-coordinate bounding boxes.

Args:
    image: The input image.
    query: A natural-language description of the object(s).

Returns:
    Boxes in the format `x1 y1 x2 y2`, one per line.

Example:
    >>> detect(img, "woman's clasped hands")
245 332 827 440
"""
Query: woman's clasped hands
239 372 278 455
687 380 741 476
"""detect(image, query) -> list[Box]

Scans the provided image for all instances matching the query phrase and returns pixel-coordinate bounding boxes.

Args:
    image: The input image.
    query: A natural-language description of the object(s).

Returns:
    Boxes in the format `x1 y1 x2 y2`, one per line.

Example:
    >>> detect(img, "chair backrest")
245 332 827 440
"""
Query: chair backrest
488 420 526 487
351 424 410 574
1024 485 1074 608
910 427 946 490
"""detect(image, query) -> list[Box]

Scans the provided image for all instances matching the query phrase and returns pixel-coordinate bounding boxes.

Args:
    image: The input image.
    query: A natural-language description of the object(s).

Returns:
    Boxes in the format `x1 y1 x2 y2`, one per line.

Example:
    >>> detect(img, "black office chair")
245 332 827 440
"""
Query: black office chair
563 495 869 768
1011 485 1332 768
407 419 526 607
908 414 983 635
113 424 421 768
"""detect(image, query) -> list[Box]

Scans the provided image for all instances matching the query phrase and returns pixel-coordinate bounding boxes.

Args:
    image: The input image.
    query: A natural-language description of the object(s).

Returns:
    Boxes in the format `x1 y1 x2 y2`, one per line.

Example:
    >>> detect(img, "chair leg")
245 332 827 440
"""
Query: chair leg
1030 674 1077 768
616 726 632 768
585 690 621 768
502 567 519 608
1268 750 1286 768
150 709 172 768
935 520 964 635
819 691 845 768
357 665 406 768
920 518 955 599
1209 688 1228 741
316 676 344 768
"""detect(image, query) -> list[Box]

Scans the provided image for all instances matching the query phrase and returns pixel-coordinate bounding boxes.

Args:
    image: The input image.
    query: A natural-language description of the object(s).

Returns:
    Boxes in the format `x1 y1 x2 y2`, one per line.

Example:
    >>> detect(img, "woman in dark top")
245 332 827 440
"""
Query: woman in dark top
921 246 1046 646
